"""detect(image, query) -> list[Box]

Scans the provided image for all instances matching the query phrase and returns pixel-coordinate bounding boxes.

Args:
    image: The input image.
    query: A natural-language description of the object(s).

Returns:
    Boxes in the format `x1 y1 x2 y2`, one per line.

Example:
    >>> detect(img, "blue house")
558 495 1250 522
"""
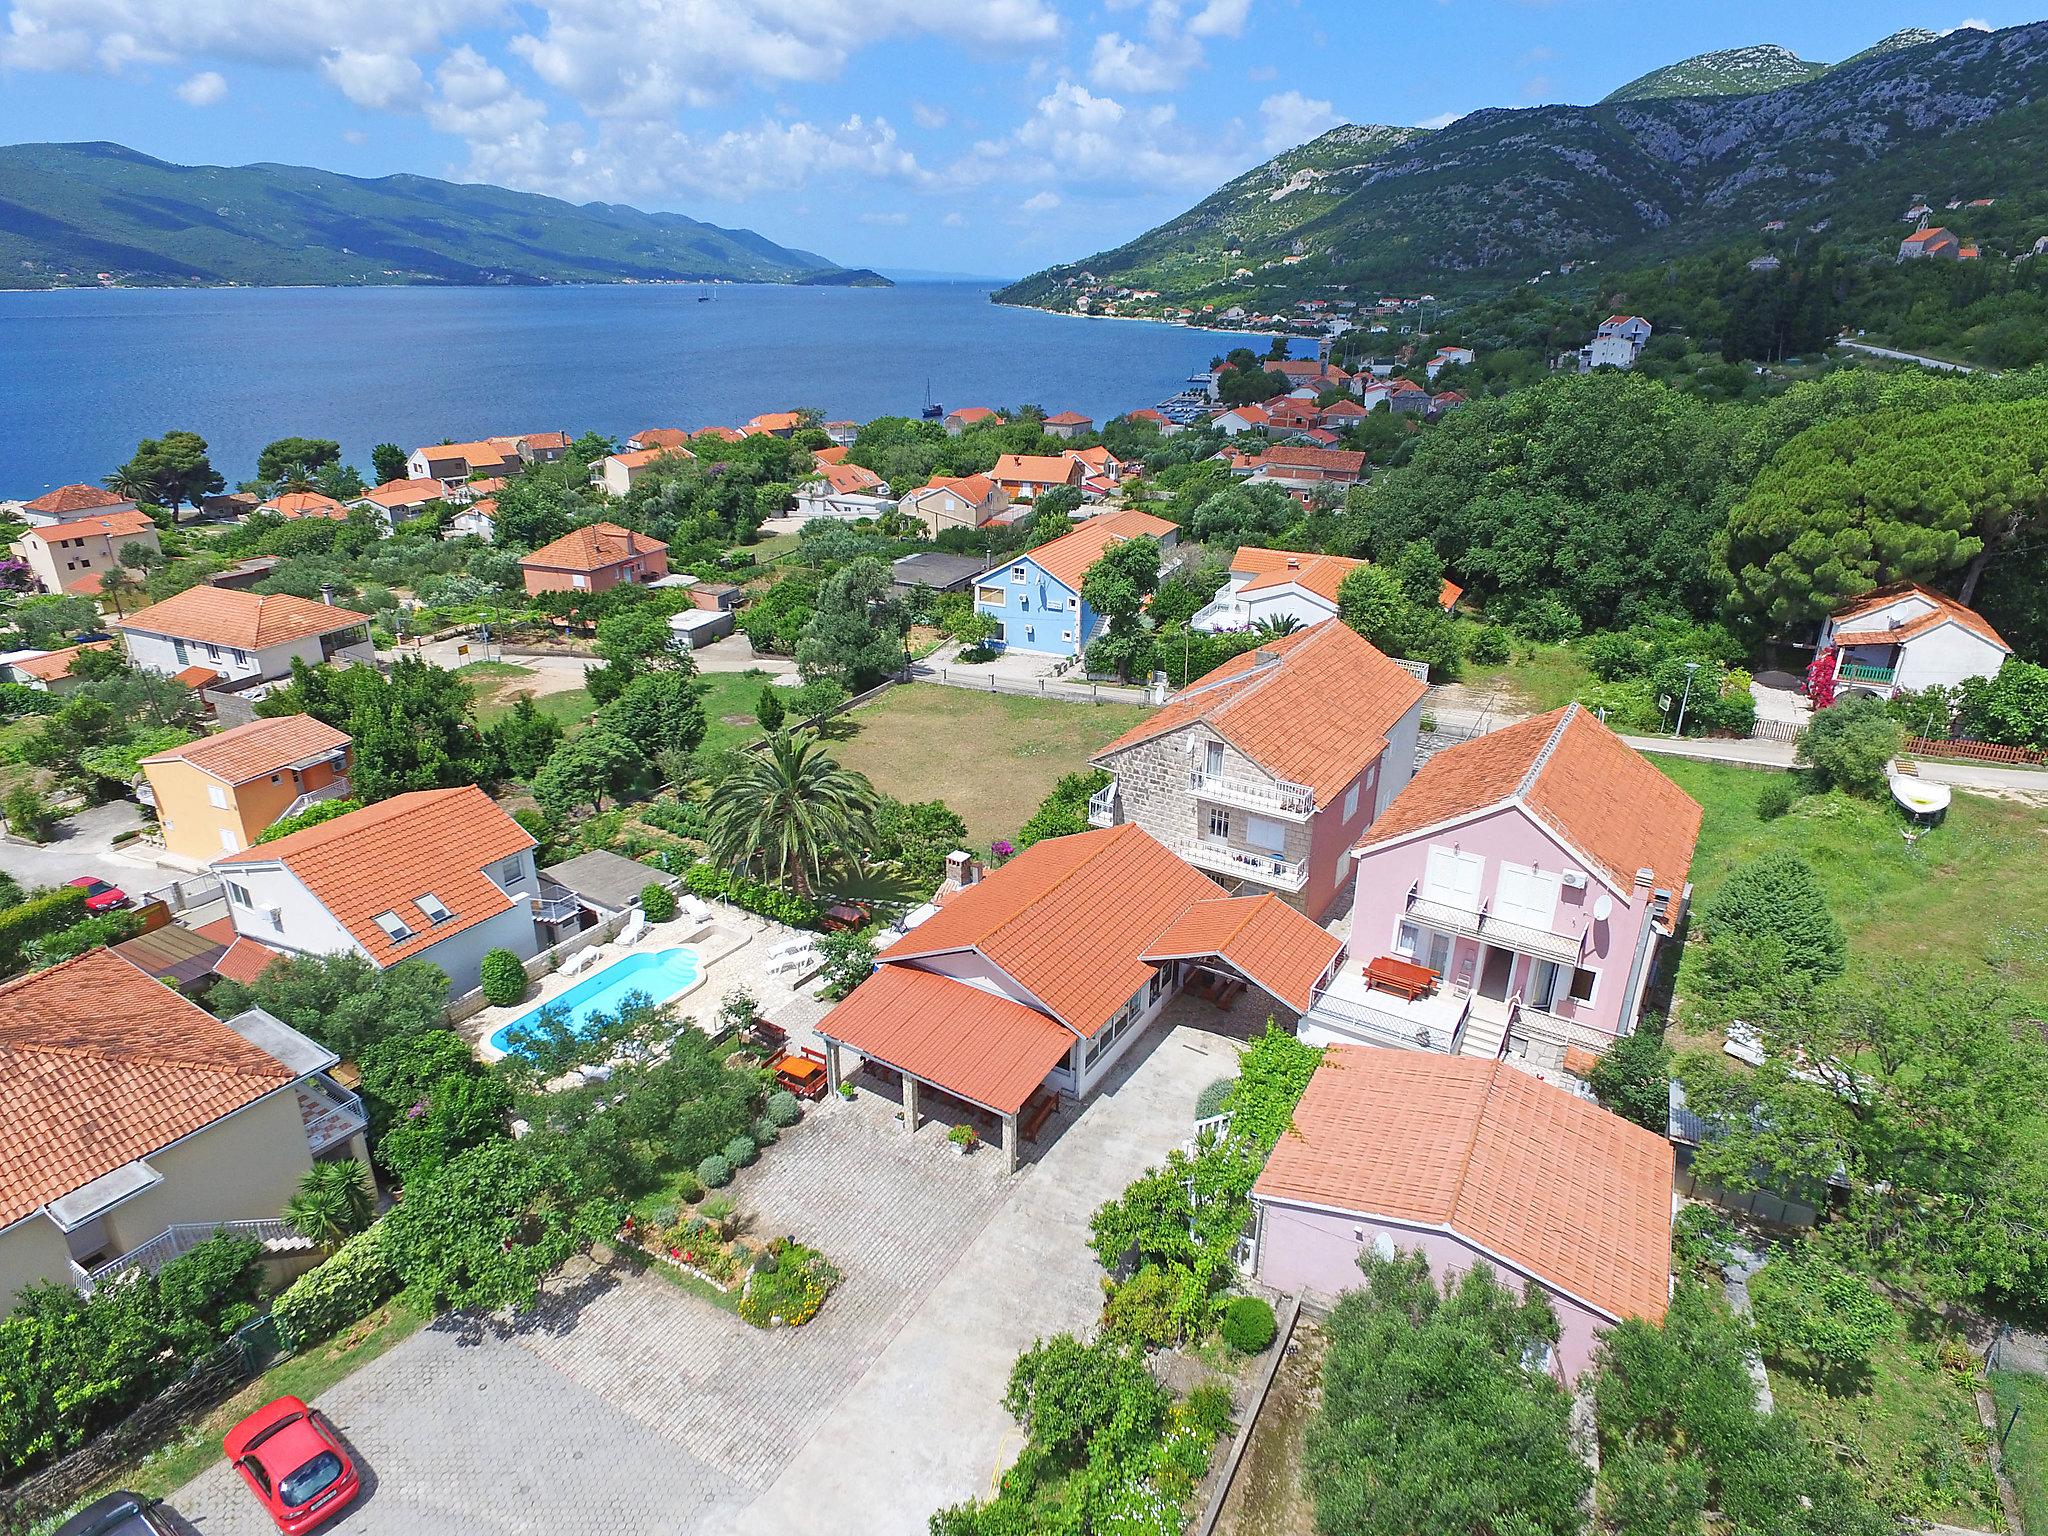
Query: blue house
972 510 1178 658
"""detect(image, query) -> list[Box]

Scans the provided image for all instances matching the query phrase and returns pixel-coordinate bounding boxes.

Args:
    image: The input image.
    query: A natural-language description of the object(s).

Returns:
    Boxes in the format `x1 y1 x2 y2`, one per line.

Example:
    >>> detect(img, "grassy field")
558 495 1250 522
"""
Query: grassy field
698 670 782 755
1656 758 2048 1020
1458 642 1595 715
455 659 595 730
831 684 1152 851
1994 1370 2048 1536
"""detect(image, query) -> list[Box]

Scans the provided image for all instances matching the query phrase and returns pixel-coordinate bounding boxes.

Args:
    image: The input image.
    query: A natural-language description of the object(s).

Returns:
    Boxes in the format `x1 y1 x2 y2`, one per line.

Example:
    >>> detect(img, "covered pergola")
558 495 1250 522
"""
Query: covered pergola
1141 895 1343 1017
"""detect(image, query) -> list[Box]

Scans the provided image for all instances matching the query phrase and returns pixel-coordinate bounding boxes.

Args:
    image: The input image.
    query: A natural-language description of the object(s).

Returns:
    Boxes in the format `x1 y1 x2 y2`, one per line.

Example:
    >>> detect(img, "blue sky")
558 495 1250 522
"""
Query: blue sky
0 1 2034 276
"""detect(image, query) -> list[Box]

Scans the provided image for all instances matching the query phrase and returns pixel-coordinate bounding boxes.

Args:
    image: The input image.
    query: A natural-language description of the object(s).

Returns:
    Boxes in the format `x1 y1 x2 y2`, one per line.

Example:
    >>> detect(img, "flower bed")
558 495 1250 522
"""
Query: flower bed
619 1215 840 1328
737 1240 842 1328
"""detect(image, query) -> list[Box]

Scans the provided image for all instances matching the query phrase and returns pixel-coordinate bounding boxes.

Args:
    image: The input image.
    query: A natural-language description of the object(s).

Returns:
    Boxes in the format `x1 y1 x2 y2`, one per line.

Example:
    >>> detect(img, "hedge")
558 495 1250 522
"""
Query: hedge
479 948 527 1007
0 884 87 970
271 1223 400 1349
682 862 821 928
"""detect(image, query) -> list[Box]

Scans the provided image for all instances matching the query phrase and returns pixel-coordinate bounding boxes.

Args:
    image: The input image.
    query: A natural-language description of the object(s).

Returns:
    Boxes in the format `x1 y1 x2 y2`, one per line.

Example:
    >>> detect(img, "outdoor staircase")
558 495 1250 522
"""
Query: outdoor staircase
1456 997 1513 1060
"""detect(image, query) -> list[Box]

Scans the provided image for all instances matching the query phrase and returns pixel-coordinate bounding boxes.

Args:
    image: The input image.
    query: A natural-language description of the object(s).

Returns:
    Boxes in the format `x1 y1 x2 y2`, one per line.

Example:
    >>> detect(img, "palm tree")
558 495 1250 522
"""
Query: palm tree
706 731 877 895
1252 614 1304 638
97 565 141 617
103 465 153 505
283 1160 375 1251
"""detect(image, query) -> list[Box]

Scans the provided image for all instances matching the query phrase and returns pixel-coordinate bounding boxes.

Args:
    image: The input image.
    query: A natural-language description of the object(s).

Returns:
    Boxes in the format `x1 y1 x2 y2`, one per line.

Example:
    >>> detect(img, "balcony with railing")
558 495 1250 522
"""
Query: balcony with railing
82 1218 307 1292
1165 831 1308 892
1188 770 1314 820
1836 661 1897 686
275 777 352 822
295 1074 368 1156
1404 887 1586 966
1087 780 1120 828
1305 965 1468 1053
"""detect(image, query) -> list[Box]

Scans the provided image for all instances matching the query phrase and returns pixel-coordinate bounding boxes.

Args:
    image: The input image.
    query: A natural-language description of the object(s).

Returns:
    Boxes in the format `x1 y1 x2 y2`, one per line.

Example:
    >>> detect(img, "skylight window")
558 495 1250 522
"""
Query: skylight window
372 911 413 943
417 893 453 926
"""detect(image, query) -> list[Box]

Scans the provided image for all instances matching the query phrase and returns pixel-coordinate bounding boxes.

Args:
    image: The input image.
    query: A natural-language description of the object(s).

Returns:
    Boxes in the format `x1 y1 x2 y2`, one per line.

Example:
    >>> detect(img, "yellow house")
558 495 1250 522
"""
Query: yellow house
139 714 352 864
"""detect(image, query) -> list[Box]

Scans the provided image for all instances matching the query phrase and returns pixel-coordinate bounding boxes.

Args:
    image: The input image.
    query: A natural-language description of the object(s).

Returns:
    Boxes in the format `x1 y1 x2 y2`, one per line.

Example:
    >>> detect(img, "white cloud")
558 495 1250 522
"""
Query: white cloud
1417 110 1460 129
1021 190 1060 211
1087 0 1250 93
321 49 424 110
859 210 910 224
342 128 370 145
911 101 949 129
0 0 497 74
982 79 1240 191
174 69 226 105
941 210 966 226
1258 89 1335 153
1186 0 1250 38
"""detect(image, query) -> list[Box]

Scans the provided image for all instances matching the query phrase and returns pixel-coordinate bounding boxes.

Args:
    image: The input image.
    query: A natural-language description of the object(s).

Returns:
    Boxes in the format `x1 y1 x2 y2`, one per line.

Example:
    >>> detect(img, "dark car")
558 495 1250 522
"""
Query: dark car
223 1395 361 1534
54 1492 178 1536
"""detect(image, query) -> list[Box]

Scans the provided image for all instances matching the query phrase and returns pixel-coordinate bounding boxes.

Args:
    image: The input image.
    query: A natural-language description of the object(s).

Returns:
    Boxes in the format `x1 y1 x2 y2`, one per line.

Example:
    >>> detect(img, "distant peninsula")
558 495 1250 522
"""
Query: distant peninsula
0 141 884 291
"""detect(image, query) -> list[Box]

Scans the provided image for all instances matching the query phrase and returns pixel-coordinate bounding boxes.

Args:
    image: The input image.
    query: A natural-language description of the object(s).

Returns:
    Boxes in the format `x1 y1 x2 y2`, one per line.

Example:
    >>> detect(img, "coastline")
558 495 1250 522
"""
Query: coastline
990 297 1266 341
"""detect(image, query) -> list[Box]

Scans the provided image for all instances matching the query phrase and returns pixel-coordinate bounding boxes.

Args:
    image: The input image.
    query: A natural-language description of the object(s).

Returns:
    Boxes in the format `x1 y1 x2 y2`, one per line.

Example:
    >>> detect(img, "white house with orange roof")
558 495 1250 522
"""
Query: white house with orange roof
11 508 160 595
349 478 445 530
406 433 566 495
593 445 693 498
1899 226 1962 261
115 588 376 692
1305 704 1701 1072
1818 582 2013 699
816 824 1340 1168
1041 410 1094 440
1250 1046 1672 1379
792 460 894 522
256 490 352 523
11 484 136 528
1192 548 1458 634
212 786 551 997
744 411 804 438
971 507 1177 658
901 474 1009 537
1090 621 1426 920
943 407 1000 435
989 453 1085 503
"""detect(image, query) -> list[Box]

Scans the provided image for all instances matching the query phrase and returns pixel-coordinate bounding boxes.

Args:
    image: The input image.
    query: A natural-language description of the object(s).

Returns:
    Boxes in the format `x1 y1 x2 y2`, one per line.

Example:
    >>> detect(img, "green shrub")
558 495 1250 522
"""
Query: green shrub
1194 1077 1236 1120
479 948 527 1007
640 882 678 923
682 861 822 927
752 1116 779 1146
1696 851 1845 986
1 785 54 843
1182 1382 1235 1438
1219 1295 1277 1354
765 1090 801 1128
1796 695 1903 797
271 1223 400 1348
1586 1027 1672 1132
672 1170 705 1205
0 883 87 969
697 1153 734 1187
724 1134 758 1167
256 797 362 843
1100 1265 1182 1347
1748 1243 1897 1374
1465 625 1511 665
1671 1205 1737 1278
1754 776 1799 820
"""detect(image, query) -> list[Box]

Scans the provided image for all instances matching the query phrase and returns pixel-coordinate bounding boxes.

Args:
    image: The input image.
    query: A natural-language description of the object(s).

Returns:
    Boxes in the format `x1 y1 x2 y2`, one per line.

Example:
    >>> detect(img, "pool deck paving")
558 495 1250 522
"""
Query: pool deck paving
168 1021 1231 1534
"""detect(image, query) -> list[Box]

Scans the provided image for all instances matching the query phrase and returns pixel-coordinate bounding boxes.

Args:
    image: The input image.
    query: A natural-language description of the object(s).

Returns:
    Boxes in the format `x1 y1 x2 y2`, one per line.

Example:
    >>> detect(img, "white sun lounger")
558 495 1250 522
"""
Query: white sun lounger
620 910 648 947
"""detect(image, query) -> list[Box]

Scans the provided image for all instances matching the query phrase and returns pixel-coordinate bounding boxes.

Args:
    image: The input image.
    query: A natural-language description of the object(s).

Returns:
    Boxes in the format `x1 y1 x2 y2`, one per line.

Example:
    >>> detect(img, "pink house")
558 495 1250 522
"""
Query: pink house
1300 705 1701 1072
1251 1046 1673 1380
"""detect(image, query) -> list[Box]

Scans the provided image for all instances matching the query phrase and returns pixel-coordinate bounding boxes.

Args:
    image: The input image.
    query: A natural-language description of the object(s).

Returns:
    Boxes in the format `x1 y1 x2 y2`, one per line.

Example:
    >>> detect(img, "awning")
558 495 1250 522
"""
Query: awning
47 1161 161 1231
1141 895 1342 1013
1406 896 1585 966
818 965 1074 1117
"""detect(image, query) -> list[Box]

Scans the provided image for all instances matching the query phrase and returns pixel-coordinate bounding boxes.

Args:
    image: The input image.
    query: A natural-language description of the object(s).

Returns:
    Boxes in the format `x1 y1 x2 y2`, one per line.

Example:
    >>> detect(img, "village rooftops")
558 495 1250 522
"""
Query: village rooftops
1228 547 1458 612
920 472 998 501
20 484 132 517
0 949 313 1228
139 714 349 786
520 522 668 573
215 785 536 965
1096 621 1424 803
1253 1046 1672 1325
608 446 693 471
816 461 884 495
1357 703 1702 910
1012 507 1176 593
992 453 1084 486
118 588 372 650
22 509 156 543
1256 445 1367 477
631 428 692 450
1043 411 1093 427
354 479 445 508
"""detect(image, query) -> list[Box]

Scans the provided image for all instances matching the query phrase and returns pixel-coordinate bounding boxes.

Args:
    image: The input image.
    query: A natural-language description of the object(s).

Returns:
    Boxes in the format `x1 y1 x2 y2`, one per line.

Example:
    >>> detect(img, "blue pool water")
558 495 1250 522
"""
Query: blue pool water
488 946 704 1055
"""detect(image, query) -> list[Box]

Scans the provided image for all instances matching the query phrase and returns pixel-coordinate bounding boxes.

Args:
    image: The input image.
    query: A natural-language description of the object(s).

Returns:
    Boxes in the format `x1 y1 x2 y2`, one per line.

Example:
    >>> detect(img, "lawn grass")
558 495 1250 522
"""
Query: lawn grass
1656 758 2048 1026
454 659 597 731
1993 1370 2048 1536
1458 642 1595 714
829 684 1152 851
697 670 781 755
1767 1320 2001 1529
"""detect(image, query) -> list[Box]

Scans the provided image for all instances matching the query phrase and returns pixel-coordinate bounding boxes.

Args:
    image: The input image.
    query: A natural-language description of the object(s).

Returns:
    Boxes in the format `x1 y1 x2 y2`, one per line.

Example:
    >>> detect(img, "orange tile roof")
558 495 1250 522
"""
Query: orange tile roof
1218 403 1271 425
812 445 851 465
216 786 535 966
745 411 803 434
517 431 571 453
520 522 668 572
1830 582 2009 653
818 965 1076 1115
633 428 691 449
609 446 692 472
1065 446 1123 472
355 478 444 508
413 440 519 472
119 587 372 650
1902 227 1952 246
172 664 220 687
1357 705 1702 904
22 484 131 516
693 426 744 442
992 453 1085 489
63 570 108 596
0 949 302 1226
22 509 157 543
214 937 284 986
141 714 349 785
1095 621 1425 803
1141 895 1340 1012
1019 507 1176 594
820 462 882 495
884 824 1227 1037
947 407 999 425
1044 411 1093 426
1254 1047 1672 1323
8 640 115 682
914 473 999 503
1258 445 1366 475
1231 547 1456 611
263 491 349 521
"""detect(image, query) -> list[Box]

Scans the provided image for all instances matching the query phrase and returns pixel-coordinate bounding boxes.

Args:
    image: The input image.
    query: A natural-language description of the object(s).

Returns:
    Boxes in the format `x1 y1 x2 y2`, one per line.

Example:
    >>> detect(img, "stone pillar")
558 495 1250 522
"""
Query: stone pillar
1002 1112 1019 1175
824 1040 842 1094
903 1074 920 1136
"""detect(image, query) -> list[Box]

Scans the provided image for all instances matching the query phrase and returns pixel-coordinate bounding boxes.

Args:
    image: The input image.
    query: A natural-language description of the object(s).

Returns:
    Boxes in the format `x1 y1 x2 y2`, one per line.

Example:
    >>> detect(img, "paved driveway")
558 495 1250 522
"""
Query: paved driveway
0 799 165 890
168 1023 1224 1535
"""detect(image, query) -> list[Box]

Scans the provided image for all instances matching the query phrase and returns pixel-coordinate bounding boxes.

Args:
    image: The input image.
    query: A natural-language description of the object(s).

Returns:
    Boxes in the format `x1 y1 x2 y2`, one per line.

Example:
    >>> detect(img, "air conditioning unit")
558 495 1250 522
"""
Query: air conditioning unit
1560 871 1587 890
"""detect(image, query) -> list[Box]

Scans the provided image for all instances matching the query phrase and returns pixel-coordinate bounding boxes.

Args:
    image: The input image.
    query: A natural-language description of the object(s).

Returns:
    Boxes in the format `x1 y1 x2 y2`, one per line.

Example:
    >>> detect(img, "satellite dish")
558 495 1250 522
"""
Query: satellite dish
1592 894 1614 923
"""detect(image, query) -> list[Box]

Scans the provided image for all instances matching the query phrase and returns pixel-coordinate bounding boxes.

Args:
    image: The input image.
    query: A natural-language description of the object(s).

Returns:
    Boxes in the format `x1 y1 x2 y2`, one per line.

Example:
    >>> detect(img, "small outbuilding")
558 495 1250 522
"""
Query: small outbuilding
541 849 681 919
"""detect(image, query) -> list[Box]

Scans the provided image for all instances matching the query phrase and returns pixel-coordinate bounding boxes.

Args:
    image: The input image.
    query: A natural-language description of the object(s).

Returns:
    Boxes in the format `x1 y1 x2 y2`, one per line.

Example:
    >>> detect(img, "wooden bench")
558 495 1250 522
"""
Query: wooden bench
771 1052 829 1100
1020 1092 1060 1143
1362 954 1440 1001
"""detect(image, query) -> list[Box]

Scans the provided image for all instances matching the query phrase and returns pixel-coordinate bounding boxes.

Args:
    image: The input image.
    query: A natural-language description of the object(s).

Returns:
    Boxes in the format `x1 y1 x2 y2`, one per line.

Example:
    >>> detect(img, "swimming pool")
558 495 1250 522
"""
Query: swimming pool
487 946 705 1055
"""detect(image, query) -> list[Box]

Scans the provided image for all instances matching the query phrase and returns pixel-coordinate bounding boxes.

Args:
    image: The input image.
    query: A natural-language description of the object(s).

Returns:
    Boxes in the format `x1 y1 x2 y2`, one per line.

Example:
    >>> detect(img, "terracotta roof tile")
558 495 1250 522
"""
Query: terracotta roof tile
812 446 850 465
1044 411 1093 426
1253 1046 1672 1322
0 950 302 1226
141 714 349 786
633 428 691 449
7 641 115 682
609 447 692 472
1014 508 1176 594
64 571 109 596
947 407 999 425
992 453 1085 490
355 478 445 508
216 786 535 966
818 461 883 495
520 522 668 573
1830 582 2009 653
745 412 803 434
119 588 372 650
262 491 349 521
1141 895 1340 1012
22 485 130 516
1258 445 1366 475
214 937 285 986
21 509 157 543
818 966 1075 1115
912 473 999 504
1096 622 1425 803
172 665 220 688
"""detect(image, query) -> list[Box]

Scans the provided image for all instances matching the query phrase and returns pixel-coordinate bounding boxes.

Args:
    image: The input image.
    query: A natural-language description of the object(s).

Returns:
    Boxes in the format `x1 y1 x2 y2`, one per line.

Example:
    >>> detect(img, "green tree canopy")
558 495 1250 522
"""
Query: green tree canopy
796 556 907 690
705 731 876 894
263 655 490 800
208 952 449 1062
532 729 646 820
110 430 223 511
371 443 409 484
256 437 342 486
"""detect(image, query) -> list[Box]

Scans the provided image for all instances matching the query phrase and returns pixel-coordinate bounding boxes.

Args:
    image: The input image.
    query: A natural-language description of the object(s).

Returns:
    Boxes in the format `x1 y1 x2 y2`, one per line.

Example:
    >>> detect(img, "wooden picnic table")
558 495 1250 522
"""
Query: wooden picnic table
1362 954 1439 1001
772 1053 828 1099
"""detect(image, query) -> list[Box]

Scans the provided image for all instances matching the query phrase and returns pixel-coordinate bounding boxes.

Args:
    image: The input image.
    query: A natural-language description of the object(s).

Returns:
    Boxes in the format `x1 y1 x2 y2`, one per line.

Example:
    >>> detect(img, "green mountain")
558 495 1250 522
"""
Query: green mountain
0 142 870 289
996 22 2048 314
1603 44 1826 104
1835 27 1942 69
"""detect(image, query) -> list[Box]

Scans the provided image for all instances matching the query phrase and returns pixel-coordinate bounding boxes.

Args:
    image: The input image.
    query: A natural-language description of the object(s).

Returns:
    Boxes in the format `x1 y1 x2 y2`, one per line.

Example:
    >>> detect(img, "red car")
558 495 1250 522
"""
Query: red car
223 1396 360 1533
67 876 128 913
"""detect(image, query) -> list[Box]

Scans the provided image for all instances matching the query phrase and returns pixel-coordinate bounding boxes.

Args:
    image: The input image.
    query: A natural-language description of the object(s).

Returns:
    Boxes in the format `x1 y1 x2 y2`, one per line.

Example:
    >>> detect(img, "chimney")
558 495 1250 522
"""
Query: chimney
943 850 977 892
1286 556 1300 570
319 584 336 606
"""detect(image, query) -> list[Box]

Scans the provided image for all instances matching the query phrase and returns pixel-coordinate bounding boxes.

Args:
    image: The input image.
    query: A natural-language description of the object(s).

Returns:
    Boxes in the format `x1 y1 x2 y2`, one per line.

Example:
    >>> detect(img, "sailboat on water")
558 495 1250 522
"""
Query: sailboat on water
921 380 943 420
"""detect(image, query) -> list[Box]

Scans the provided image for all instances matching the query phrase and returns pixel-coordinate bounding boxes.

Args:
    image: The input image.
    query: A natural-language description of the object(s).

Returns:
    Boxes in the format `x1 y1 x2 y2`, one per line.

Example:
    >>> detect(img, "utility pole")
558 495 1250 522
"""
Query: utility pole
1672 660 1701 737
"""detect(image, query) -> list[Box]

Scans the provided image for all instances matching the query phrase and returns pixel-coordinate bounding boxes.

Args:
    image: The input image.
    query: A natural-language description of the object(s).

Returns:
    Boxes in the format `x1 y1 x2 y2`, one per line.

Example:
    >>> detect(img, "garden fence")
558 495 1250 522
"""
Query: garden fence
1905 735 2044 766
0 1316 285 1527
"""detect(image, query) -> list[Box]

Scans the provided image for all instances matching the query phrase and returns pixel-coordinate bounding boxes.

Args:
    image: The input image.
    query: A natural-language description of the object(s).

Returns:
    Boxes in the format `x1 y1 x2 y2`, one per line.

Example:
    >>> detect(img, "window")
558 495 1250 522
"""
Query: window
1206 806 1230 840
1421 847 1484 908
1569 967 1597 1003
206 783 229 810
227 882 252 908
1024 626 1035 642
417 892 453 925
1148 968 1167 1003
173 639 190 665
1494 863 1563 929
1529 959 1566 1011
1011 566 1026 582
1396 921 1451 975
1342 782 1361 820
231 649 247 665
572 574 588 590
976 586 1004 605
372 910 413 943
1245 814 1286 853
1204 741 1224 778
270 772 283 785
218 827 239 853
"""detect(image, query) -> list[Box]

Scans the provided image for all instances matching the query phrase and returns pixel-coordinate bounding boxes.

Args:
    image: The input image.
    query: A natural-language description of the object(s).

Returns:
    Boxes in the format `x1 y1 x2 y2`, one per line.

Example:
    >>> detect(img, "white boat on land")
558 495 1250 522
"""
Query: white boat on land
1889 773 1951 820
